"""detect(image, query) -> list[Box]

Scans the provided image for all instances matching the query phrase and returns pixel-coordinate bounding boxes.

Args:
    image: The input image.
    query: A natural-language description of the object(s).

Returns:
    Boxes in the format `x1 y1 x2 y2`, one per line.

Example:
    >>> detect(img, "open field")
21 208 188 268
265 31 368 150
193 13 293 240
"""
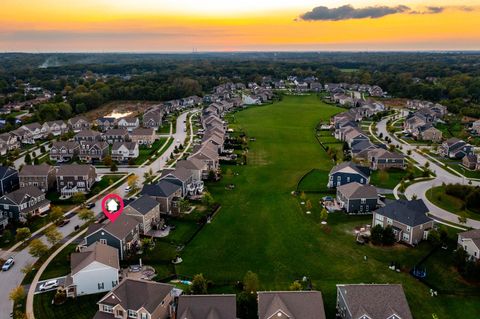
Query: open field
176 95 479 318
426 185 480 222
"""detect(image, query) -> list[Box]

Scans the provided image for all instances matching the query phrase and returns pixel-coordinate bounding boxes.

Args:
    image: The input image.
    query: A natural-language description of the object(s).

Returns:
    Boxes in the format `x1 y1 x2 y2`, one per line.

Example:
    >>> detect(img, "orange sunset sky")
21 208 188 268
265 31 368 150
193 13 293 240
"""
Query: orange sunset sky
1 0 480 51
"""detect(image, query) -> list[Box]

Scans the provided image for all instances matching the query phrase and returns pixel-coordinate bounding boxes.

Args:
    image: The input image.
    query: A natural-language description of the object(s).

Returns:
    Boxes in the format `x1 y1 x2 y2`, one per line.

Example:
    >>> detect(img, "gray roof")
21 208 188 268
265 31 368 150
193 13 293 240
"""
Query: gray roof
2 185 44 204
177 295 237 319
375 199 432 227
99 279 173 313
337 182 377 199
330 162 370 178
459 229 480 249
126 195 159 215
176 158 207 170
51 141 79 149
112 142 137 151
70 242 119 275
56 164 96 176
337 284 413 319
86 214 139 240
161 166 193 183
104 128 128 136
75 129 102 138
0 166 18 179
130 128 155 136
258 291 326 319
19 164 53 177
140 179 182 198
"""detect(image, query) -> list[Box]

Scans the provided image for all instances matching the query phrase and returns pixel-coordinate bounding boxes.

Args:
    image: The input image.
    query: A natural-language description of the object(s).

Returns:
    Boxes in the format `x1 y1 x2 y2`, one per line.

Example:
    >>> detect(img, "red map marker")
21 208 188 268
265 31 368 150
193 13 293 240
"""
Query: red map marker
101 193 124 223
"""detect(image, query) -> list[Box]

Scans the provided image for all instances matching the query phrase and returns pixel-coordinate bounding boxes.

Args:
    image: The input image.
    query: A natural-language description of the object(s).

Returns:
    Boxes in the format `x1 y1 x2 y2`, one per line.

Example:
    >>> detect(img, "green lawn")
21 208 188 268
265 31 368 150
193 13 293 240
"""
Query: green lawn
34 291 103 319
176 95 478 318
40 244 77 280
426 186 480 222
134 138 168 165
370 167 423 190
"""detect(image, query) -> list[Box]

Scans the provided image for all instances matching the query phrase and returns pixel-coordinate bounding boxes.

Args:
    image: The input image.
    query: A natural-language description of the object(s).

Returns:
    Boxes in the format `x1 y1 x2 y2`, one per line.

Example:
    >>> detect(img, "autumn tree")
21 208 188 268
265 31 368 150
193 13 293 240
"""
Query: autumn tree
72 192 86 205
28 239 49 258
45 226 63 246
49 206 64 224
243 271 259 293
78 208 95 222
9 286 25 304
190 274 208 294
15 227 31 242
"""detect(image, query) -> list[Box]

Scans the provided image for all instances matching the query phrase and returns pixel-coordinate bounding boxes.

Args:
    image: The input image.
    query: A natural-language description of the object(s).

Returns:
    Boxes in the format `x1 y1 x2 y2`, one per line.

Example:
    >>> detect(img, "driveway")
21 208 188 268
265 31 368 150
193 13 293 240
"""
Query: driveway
374 115 480 229
34 277 67 294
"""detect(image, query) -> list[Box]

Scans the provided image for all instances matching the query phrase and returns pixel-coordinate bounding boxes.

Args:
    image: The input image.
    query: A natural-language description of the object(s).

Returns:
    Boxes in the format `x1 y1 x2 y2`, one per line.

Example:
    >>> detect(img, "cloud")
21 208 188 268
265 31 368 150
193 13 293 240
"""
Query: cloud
299 4 448 21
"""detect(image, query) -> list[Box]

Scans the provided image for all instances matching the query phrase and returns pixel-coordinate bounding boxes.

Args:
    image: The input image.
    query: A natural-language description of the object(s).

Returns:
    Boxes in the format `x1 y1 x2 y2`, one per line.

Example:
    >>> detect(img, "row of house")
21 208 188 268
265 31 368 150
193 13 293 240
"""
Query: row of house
403 106 446 142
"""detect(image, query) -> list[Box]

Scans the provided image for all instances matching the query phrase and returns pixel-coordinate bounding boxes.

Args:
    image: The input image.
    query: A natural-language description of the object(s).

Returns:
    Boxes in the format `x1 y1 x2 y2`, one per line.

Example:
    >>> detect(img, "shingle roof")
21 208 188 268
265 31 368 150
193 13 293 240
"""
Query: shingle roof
176 158 207 170
258 291 326 319
112 141 137 151
161 166 193 183
75 129 102 138
70 242 119 275
2 185 44 204
458 229 480 249
337 284 413 319
0 166 17 179
330 162 370 178
126 195 159 215
140 179 182 198
51 141 79 149
375 199 432 227
56 164 95 176
19 164 52 176
99 279 173 313
177 295 237 319
337 182 377 199
104 128 128 136
130 128 155 136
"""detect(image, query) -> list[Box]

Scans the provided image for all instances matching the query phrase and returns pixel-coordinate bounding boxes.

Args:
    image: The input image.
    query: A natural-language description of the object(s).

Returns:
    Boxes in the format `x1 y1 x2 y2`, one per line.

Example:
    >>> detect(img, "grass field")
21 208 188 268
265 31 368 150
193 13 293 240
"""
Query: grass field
426 185 480 222
34 291 103 319
176 95 478 318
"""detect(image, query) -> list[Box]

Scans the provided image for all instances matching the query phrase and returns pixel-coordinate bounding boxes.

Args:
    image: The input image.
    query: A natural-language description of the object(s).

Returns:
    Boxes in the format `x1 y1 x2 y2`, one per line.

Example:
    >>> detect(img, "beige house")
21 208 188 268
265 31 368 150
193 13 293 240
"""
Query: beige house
124 195 162 234
373 199 434 246
130 128 156 146
19 164 56 192
457 229 480 260
419 125 443 142
93 279 174 319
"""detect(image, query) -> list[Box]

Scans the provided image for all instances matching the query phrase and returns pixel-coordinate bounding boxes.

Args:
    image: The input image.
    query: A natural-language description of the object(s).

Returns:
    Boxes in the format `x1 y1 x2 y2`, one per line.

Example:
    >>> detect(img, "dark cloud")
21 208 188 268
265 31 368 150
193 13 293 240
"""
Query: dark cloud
299 4 448 21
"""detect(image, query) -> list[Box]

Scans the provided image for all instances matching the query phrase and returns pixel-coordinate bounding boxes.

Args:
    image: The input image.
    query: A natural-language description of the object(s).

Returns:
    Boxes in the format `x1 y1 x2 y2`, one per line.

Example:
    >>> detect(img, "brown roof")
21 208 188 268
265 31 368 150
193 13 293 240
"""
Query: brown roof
19 164 53 176
177 295 236 319
258 291 326 319
56 164 96 176
176 158 207 171
89 214 140 240
337 182 377 199
337 284 413 319
98 279 173 313
70 242 119 275
161 166 193 182
459 229 480 249
130 128 155 136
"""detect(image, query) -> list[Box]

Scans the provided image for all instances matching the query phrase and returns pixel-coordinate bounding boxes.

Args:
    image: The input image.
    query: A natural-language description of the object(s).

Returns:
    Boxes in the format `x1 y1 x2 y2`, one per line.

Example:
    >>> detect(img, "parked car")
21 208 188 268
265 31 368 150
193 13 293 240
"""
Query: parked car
2 257 14 271
85 202 95 209
125 185 132 192
39 280 59 291
56 219 70 227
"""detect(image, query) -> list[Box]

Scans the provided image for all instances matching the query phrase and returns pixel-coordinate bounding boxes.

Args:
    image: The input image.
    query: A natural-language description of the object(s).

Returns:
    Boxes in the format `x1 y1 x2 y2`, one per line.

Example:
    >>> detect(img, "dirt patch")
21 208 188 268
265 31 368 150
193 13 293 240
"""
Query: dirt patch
84 100 160 121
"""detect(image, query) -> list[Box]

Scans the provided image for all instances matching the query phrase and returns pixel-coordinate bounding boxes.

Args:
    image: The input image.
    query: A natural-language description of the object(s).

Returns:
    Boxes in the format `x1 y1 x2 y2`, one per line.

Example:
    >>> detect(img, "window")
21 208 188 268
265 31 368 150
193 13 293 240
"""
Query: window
387 218 393 225
402 233 410 241
360 198 366 204
102 305 113 313
98 282 105 290
100 239 107 245
375 214 383 222
117 310 124 317
112 280 118 287
140 313 148 319
346 176 350 182
128 310 138 318
406 226 411 232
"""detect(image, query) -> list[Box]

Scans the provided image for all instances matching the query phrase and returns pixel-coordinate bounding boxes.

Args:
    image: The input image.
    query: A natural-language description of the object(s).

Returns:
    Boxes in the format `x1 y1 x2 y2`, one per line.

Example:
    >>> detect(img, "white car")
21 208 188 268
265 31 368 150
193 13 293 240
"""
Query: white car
124 185 132 192
2 257 14 271
39 280 59 291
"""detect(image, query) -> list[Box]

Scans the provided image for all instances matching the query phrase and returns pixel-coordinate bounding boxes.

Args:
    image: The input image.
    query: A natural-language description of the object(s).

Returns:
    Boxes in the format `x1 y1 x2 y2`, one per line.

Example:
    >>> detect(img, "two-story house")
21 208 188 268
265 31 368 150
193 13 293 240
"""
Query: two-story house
0 166 19 196
143 108 164 129
457 229 480 260
117 117 140 132
373 199 434 246
328 162 370 188
140 180 183 215
176 295 237 319
79 141 109 162
74 129 103 143
43 120 68 136
93 279 175 319
129 128 156 146
56 164 97 197
258 291 326 319
50 141 80 162
84 214 140 260
19 164 56 192
124 195 162 235
0 186 50 222
103 128 129 144
68 116 91 133
367 148 405 170
336 182 378 214
159 167 194 197
439 138 473 159
111 142 139 162
95 117 118 132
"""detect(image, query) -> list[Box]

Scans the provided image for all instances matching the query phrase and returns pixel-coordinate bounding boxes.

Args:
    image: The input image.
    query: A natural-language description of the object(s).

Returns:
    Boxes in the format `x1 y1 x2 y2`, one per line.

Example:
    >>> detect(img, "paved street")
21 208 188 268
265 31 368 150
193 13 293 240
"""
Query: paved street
375 116 480 229
0 109 195 318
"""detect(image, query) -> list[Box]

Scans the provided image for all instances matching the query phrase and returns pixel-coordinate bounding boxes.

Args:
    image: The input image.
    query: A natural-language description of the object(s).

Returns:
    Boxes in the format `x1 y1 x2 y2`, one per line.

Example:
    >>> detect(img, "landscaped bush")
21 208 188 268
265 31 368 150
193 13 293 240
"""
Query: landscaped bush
445 184 480 214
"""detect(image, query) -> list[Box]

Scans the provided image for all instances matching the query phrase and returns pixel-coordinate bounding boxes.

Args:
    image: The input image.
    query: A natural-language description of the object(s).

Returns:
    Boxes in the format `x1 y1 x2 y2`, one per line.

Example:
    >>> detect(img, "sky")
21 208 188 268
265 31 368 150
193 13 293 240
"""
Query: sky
1 0 480 52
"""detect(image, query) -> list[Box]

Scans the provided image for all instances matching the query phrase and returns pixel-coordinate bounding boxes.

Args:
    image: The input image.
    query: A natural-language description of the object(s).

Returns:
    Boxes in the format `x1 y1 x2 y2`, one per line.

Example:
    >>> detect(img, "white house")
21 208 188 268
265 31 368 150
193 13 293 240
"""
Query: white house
65 242 120 298
458 229 480 260
111 142 139 162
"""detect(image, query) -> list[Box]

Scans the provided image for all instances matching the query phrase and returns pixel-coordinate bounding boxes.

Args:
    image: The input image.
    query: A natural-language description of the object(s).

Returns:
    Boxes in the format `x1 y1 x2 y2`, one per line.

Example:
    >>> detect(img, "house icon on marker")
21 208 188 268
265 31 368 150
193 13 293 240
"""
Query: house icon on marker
106 199 119 213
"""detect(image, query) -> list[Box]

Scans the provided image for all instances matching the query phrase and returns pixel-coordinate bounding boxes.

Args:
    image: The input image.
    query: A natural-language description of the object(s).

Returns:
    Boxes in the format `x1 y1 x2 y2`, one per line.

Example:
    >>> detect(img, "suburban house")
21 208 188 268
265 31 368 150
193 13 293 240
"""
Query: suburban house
351 140 378 160
130 128 156 146
103 128 129 144
328 162 370 188
21 122 48 140
404 114 427 133
462 154 478 170
439 138 473 159
416 124 443 142
56 164 97 196
93 279 175 319
373 199 434 245
50 141 80 162
84 214 140 260
117 117 140 132
0 166 19 196
176 295 237 319
0 186 50 222
367 149 405 170
124 195 162 235
0 132 20 153
160 167 194 197
95 117 118 132
78 141 109 162
19 164 56 192
140 180 183 215
111 142 139 162
258 291 326 319
175 158 208 181
457 229 480 260
74 129 103 143
189 144 219 174
143 108 164 129
68 116 91 132
43 120 68 136
336 182 378 214
12 127 35 144
65 242 120 298
336 284 413 319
